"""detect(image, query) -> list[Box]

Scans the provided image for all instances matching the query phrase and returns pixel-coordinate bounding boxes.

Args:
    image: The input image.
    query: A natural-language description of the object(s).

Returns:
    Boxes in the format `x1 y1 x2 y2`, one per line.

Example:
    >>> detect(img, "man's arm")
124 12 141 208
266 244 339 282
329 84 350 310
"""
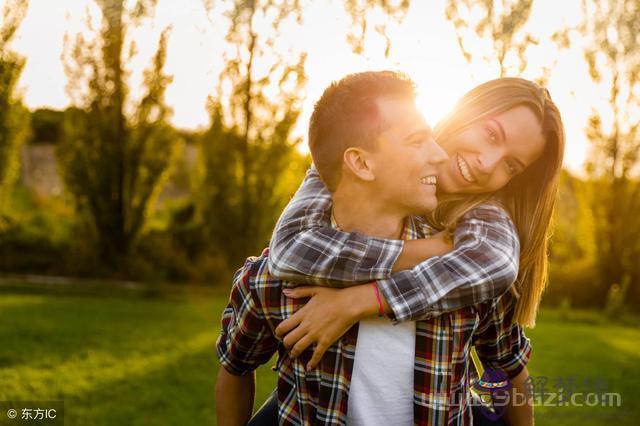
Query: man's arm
216 255 279 423
215 369 255 426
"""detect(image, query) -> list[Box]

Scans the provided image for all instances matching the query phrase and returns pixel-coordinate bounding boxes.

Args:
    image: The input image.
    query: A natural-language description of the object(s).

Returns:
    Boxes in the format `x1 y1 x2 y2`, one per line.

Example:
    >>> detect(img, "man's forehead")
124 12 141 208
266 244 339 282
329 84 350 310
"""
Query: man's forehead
375 97 427 128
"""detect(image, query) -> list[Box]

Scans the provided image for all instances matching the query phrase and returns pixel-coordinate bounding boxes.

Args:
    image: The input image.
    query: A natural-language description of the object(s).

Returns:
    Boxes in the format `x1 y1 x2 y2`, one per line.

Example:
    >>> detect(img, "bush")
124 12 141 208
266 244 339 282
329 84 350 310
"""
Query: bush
545 258 603 308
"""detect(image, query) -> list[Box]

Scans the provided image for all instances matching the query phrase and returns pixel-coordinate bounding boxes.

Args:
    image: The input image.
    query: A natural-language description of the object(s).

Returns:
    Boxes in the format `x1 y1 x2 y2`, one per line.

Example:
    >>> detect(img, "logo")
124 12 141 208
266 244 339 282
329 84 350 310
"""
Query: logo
473 368 512 421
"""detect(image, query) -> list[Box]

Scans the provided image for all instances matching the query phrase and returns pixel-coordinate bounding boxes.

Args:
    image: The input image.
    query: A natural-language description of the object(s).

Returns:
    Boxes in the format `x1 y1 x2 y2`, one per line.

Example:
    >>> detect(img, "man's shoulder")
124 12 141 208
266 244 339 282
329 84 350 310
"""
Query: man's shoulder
232 248 287 301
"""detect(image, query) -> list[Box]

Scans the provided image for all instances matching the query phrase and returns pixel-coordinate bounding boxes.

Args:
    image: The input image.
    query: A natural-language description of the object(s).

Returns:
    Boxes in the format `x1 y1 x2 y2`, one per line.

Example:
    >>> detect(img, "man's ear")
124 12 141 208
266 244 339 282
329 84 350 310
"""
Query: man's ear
343 147 375 182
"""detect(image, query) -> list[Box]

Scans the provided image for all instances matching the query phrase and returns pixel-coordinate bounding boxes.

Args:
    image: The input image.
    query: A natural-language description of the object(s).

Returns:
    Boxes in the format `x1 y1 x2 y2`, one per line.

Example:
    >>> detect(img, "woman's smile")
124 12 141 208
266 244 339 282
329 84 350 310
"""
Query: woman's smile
456 154 476 183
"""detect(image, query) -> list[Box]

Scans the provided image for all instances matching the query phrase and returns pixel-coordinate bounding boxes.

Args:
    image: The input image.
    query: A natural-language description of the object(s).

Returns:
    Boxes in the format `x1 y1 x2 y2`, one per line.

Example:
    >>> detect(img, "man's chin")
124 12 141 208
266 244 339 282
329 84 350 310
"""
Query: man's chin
421 200 439 214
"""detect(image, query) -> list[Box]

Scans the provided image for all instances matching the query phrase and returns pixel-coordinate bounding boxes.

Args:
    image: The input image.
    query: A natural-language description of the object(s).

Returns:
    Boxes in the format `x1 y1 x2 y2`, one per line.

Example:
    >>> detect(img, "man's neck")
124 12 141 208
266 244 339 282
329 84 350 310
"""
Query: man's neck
332 183 405 239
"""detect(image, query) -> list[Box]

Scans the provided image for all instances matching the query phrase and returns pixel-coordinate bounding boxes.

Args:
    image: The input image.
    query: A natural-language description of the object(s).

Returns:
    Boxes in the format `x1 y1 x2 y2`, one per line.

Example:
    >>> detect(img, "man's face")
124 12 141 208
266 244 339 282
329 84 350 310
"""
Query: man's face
367 97 448 215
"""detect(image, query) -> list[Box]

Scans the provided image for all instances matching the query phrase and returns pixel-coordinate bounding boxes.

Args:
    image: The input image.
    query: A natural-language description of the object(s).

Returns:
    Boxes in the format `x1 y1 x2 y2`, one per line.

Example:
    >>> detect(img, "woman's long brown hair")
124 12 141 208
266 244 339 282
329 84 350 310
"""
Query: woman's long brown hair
430 78 565 327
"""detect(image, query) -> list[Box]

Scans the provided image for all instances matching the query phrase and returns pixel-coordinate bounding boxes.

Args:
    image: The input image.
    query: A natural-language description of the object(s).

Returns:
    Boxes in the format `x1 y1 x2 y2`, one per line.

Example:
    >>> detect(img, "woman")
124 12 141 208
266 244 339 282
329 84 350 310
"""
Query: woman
251 78 564 424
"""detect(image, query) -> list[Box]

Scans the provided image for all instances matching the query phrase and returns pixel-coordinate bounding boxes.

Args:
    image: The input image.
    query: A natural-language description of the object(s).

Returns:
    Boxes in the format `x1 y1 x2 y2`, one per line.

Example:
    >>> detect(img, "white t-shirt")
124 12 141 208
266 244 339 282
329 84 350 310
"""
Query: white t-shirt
346 317 416 425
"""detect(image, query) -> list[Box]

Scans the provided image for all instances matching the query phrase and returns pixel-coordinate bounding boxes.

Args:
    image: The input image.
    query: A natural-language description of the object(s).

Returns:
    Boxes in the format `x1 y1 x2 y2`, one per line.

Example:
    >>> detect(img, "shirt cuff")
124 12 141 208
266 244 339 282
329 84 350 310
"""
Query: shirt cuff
484 337 533 380
376 272 422 323
362 238 404 281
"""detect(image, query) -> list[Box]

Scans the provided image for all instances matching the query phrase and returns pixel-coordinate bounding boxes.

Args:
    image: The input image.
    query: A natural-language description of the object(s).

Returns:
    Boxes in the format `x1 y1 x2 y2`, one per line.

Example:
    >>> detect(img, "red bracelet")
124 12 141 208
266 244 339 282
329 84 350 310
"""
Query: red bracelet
372 281 385 318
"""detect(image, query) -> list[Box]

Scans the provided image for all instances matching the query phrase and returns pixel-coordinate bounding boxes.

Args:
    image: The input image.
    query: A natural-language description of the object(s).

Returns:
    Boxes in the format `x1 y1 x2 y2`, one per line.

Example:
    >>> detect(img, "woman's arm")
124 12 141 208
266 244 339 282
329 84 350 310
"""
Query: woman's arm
268 167 404 285
274 205 520 368
270 168 519 321
378 204 520 322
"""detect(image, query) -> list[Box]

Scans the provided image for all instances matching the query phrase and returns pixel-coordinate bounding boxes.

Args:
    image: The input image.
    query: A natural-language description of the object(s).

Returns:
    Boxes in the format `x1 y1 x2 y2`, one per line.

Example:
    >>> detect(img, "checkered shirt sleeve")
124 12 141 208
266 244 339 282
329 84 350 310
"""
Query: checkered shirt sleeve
268 167 403 286
216 254 279 376
378 205 520 322
473 292 532 379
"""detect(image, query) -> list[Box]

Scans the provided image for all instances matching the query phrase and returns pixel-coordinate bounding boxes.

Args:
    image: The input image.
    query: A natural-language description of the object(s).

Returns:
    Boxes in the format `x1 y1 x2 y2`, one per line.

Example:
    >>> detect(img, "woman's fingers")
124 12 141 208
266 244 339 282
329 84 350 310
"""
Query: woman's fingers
282 286 317 299
307 340 330 370
275 310 303 339
282 322 307 350
290 335 313 358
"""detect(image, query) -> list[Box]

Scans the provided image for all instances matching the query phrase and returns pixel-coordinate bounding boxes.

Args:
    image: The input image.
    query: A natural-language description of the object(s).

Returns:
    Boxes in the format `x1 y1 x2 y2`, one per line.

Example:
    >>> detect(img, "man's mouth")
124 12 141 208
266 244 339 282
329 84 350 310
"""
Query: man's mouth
420 175 437 185
457 155 476 183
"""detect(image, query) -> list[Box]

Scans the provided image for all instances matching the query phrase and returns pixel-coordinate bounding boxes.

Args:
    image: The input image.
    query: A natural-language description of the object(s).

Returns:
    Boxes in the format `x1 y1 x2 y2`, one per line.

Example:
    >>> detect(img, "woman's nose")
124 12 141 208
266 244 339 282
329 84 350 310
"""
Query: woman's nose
477 150 502 174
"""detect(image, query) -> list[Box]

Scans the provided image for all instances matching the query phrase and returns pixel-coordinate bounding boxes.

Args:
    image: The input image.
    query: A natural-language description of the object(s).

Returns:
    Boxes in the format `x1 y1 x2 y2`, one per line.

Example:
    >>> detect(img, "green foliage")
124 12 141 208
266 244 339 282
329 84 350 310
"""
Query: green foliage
0 188 74 274
580 0 640 309
59 1 181 266
28 108 65 145
196 0 310 265
546 171 601 307
0 0 29 215
445 0 536 77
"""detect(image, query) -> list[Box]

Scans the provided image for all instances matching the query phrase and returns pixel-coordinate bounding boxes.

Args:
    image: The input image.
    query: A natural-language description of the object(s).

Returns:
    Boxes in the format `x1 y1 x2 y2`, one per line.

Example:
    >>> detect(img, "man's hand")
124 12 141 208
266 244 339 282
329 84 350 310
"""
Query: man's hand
276 284 376 370
216 368 255 426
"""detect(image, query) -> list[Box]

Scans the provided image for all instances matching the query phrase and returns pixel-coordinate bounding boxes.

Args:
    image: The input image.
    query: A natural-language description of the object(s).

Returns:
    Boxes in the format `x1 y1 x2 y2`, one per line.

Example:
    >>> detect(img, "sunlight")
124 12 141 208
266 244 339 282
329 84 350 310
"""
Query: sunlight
8 0 606 173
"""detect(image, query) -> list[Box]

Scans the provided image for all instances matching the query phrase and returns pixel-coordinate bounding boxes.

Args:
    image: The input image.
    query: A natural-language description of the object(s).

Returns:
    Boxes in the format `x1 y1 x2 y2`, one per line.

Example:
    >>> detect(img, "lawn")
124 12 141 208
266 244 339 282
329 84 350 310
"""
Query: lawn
0 281 638 425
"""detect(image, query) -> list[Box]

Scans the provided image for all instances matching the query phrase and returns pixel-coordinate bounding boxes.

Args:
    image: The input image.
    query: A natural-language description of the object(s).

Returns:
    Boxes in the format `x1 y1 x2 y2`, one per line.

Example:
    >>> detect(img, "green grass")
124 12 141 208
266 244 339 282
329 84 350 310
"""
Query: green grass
0 282 638 425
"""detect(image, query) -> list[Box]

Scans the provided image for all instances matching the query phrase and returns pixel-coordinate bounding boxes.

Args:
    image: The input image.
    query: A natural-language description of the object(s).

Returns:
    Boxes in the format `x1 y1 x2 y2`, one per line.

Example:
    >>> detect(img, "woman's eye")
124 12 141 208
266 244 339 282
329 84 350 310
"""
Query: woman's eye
485 126 498 143
506 161 518 175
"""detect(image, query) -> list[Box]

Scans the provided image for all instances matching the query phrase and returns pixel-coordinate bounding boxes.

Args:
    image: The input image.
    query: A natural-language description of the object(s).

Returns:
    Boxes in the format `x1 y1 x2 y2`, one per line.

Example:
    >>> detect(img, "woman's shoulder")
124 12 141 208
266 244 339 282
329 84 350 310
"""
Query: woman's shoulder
461 201 513 224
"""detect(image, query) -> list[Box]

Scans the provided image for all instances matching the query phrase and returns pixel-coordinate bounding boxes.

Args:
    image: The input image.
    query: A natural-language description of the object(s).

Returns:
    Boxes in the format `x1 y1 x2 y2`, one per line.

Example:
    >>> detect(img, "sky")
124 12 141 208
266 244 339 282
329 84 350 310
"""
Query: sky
9 0 607 174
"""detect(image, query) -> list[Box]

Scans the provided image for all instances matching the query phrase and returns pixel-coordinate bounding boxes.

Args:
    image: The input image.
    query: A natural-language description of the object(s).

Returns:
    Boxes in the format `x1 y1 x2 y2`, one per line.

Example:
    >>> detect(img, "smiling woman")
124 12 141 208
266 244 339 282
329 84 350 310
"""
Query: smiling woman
438 105 546 194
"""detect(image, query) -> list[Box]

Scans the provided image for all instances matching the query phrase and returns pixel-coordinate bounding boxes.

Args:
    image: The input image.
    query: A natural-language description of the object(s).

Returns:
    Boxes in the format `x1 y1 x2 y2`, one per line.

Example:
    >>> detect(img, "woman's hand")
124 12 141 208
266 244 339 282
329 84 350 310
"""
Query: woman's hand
276 284 376 370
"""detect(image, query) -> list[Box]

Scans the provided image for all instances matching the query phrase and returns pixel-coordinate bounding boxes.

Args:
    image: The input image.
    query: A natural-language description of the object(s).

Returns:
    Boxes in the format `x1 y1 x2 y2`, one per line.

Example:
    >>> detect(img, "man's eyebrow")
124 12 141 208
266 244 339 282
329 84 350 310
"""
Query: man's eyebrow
489 118 506 142
403 128 431 141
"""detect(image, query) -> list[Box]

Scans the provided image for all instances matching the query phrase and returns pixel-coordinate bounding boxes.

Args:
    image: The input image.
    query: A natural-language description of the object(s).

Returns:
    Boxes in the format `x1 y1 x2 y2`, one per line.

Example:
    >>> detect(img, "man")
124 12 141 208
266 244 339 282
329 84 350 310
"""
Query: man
216 71 532 425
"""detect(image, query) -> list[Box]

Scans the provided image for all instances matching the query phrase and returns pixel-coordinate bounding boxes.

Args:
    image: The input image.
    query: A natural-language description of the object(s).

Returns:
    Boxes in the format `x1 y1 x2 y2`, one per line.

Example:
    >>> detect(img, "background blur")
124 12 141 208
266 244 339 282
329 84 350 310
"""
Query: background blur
0 0 638 425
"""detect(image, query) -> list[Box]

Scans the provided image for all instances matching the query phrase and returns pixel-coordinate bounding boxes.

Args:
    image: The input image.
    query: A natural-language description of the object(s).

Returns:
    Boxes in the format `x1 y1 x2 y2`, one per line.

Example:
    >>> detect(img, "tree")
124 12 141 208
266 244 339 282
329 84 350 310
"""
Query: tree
344 0 411 56
580 0 640 308
197 0 309 266
60 0 181 266
445 0 537 77
0 0 29 215
29 108 65 145
547 170 599 307
196 0 415 266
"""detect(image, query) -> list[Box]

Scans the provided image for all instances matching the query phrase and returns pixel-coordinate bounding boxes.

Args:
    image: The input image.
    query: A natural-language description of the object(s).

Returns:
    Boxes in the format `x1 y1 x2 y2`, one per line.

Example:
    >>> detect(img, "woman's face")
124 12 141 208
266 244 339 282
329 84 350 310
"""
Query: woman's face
437 105 546 194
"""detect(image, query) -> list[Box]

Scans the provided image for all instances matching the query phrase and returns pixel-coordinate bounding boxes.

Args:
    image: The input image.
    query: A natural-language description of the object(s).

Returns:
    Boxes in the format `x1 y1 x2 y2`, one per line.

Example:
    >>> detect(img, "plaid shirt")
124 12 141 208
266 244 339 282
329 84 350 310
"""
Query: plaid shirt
268 167 520 322
217 217 531 425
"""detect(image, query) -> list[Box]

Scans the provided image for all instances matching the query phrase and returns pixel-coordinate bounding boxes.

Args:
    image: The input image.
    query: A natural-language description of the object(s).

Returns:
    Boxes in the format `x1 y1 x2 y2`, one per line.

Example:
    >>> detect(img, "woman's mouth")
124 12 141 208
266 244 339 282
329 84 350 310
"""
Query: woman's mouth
456 155 476 183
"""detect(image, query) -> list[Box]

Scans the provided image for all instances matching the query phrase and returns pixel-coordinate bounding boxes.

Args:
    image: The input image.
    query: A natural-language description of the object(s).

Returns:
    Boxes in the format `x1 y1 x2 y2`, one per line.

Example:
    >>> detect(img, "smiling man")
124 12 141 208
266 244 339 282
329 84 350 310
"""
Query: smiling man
215 71 449 425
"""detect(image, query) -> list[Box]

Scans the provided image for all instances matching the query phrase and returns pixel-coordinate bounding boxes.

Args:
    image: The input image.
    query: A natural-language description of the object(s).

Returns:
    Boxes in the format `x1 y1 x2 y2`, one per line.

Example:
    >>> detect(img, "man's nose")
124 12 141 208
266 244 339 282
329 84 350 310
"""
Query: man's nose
426 137 448 165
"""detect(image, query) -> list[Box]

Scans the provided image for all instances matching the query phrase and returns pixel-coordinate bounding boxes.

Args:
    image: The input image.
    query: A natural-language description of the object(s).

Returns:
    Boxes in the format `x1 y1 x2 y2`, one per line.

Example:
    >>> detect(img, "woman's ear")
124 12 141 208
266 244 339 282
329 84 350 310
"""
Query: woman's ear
343 147 375 182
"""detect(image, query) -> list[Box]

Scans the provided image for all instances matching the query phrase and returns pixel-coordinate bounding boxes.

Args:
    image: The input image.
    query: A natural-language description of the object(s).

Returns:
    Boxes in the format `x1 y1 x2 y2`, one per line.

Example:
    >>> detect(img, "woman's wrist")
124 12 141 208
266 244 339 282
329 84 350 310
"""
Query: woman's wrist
344 283 389 320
